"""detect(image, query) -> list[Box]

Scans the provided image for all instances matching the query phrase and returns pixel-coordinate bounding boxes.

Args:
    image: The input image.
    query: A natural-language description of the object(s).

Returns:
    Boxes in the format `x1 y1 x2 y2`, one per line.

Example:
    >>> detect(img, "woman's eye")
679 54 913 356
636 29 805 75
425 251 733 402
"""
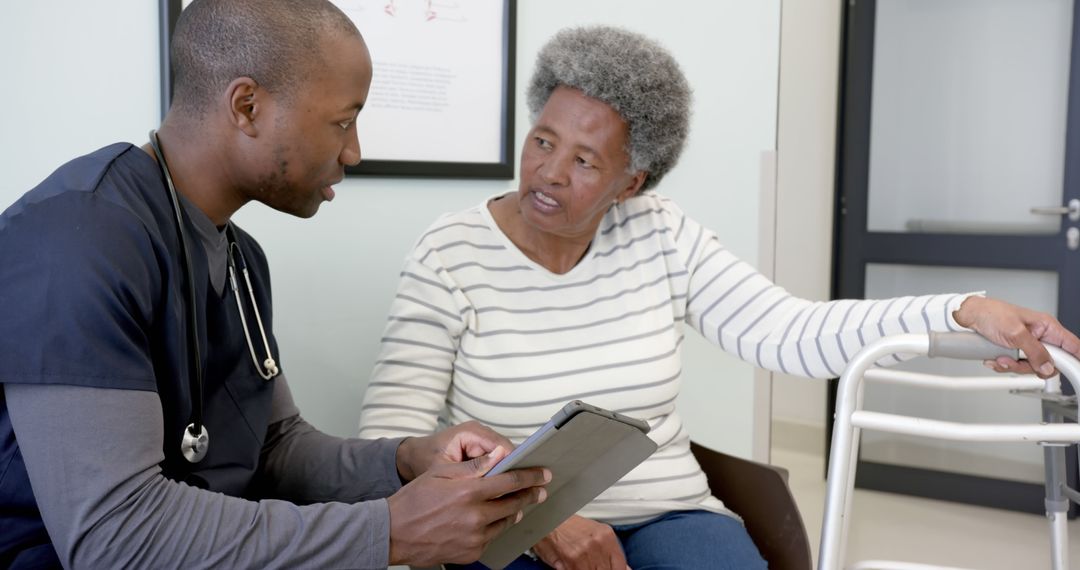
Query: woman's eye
339 119 353 130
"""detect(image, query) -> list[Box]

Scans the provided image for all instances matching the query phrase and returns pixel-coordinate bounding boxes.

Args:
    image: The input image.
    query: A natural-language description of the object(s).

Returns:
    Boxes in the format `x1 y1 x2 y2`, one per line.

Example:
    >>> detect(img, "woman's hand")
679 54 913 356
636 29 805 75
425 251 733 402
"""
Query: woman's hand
953 296 1080 377
396 421 514 481
532 515 630 570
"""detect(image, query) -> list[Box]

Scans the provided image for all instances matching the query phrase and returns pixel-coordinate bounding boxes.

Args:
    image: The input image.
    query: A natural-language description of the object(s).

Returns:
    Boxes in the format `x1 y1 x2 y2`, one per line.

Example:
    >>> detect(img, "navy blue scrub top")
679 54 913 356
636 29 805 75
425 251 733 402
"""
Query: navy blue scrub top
0 144 283 568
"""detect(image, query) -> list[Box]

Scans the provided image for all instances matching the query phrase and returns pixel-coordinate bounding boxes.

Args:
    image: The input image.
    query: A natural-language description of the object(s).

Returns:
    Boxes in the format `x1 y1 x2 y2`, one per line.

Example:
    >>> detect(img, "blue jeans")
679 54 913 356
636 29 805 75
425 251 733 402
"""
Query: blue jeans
451 510 767 570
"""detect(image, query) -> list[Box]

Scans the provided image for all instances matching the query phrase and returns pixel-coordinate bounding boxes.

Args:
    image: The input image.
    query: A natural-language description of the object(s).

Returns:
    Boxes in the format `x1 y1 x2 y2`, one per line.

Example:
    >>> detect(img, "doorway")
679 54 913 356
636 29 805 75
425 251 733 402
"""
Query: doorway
832 0 1080 513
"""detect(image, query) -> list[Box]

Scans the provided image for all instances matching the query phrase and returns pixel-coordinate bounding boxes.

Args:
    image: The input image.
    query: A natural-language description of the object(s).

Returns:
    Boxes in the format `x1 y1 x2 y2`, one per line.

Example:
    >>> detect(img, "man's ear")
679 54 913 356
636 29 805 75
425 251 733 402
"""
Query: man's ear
226 77 261 137
616 170 648 203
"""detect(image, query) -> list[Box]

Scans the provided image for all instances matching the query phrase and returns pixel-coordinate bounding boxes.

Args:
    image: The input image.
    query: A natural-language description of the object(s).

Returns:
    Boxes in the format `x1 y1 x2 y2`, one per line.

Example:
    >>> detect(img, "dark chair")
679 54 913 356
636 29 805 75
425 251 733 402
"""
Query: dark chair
420 442 813 570
691 441 812 570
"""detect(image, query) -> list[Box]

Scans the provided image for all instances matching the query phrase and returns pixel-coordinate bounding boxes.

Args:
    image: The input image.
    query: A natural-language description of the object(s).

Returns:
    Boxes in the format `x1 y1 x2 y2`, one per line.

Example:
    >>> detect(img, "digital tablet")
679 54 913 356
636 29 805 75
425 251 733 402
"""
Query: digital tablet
478 400 657 570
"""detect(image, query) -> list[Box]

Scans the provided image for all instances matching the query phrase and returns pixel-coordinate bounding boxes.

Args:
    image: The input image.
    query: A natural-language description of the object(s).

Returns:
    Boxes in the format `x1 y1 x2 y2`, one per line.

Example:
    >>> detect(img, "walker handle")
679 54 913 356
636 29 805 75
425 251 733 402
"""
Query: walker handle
928 332 1020 361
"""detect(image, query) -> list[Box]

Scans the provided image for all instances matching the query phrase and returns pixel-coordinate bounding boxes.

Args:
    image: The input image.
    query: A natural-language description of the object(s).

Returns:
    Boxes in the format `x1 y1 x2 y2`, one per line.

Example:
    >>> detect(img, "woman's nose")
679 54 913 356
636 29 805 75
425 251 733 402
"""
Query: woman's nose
539 152 570 186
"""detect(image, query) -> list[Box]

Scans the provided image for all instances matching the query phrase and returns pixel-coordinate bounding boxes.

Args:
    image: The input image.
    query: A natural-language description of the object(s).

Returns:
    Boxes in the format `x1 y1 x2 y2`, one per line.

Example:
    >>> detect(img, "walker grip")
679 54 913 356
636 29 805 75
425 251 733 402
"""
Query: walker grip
927 331 1020 361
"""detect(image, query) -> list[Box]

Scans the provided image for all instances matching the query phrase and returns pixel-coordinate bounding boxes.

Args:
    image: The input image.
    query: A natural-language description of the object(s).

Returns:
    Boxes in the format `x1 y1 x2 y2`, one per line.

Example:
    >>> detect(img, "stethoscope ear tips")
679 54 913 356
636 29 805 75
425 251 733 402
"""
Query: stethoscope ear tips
264 358 279 377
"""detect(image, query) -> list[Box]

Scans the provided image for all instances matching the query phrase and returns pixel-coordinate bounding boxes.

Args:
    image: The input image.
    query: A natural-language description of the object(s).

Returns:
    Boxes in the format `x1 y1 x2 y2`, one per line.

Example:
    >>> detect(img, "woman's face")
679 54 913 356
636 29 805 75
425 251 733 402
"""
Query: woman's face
515 86 645 242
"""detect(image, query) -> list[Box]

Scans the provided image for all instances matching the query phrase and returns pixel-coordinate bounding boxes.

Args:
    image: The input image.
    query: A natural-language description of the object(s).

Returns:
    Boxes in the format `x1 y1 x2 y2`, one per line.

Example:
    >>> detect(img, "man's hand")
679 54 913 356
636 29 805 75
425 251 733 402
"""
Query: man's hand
396 421 513 481
386 448 551 567
532 515 629 570
954 296 1080 377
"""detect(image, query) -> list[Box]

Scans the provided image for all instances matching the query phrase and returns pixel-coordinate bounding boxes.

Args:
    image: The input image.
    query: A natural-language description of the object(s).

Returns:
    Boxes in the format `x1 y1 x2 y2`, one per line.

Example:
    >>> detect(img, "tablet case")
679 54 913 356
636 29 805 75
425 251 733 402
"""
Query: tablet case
478 410 658 569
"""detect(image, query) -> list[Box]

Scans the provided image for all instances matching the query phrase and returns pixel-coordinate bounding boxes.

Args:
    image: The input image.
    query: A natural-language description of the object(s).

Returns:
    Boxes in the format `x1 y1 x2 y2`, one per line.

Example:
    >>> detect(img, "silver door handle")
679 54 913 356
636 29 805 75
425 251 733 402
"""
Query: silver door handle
1031 198 1080 221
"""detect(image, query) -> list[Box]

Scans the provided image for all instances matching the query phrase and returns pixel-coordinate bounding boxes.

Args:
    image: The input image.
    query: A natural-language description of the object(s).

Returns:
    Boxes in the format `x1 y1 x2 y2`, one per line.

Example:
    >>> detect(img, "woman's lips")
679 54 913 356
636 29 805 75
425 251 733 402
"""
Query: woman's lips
530 190 559 213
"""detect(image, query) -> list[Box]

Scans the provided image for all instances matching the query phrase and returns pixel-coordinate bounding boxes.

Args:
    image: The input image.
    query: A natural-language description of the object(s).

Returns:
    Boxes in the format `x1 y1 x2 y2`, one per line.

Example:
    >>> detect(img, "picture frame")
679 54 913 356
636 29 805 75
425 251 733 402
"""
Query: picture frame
159 0 516 179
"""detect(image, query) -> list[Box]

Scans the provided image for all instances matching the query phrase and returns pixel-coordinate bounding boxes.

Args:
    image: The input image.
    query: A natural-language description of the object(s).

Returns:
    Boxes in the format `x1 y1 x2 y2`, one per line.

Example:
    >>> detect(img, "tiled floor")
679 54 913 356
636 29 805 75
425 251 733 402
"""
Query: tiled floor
772 422 1080 569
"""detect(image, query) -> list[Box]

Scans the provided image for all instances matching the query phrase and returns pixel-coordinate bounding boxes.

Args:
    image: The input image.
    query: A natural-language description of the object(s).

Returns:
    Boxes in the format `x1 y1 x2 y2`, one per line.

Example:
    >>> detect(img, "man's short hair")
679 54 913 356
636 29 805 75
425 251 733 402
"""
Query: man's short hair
170 0 360 115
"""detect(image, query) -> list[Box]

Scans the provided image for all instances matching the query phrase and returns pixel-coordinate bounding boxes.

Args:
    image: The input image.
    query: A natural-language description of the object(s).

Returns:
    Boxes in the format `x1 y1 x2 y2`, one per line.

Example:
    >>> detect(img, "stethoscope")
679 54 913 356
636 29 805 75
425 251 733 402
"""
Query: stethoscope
148 130 280 464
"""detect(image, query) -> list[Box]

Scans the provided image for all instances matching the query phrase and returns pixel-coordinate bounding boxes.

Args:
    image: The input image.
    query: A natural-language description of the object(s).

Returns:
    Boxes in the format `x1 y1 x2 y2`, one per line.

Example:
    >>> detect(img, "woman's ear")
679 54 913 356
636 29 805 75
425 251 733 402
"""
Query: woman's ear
226 77 261 137
616 171 648 203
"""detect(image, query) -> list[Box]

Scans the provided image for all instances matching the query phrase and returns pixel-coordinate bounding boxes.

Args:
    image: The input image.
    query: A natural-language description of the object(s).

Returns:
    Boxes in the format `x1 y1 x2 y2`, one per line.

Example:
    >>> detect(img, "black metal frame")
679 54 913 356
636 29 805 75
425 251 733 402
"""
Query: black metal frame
159 0 517 180
830 0 1080 515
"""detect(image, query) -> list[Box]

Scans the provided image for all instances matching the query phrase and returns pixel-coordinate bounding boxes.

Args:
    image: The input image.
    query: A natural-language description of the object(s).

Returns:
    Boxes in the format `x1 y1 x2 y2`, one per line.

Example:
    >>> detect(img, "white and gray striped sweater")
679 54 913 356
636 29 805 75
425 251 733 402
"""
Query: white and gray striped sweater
358 191 972 523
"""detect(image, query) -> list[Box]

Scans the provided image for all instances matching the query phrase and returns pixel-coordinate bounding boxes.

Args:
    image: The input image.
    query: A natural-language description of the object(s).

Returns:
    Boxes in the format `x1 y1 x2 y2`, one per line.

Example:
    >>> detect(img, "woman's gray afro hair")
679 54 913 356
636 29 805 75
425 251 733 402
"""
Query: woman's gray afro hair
527 25 692 191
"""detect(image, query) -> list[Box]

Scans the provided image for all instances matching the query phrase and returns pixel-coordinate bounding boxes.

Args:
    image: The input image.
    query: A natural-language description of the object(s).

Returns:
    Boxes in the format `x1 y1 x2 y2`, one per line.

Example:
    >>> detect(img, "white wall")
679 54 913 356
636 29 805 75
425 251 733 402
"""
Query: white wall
770 0 843 432
1 1 781 459
0 1 160 195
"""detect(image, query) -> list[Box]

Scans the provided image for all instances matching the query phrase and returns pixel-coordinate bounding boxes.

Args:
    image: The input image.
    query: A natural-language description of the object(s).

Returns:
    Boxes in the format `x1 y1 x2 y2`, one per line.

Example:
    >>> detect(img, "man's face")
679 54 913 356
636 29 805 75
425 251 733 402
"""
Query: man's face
250 33 372 218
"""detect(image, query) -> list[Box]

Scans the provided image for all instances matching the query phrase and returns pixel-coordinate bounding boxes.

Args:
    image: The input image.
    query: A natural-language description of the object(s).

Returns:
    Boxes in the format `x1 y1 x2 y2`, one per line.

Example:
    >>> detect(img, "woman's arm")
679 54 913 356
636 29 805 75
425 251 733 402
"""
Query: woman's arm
358 253 466 438
671 200 1080 377
668 200 973 378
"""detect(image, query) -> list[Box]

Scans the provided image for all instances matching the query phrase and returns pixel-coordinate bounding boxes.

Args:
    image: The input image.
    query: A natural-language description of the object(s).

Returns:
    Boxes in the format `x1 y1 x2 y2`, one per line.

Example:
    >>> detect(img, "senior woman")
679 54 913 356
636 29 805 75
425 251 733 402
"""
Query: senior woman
359 26 1079 569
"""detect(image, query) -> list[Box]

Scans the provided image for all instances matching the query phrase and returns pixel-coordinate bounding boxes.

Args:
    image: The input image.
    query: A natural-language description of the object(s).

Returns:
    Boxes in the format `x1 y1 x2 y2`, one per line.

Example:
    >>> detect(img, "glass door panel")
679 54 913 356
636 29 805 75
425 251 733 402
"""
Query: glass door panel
867 0 1073 235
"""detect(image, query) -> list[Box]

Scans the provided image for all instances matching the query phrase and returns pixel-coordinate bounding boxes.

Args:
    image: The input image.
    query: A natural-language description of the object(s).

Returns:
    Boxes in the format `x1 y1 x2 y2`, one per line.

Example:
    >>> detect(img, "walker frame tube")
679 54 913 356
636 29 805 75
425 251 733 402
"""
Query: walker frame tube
819 333 1080 570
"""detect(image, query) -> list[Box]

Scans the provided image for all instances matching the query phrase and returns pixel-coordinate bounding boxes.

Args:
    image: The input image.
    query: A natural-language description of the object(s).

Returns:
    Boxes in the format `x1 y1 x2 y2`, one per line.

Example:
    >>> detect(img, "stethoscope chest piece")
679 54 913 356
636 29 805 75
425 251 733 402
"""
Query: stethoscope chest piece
181 423 209 463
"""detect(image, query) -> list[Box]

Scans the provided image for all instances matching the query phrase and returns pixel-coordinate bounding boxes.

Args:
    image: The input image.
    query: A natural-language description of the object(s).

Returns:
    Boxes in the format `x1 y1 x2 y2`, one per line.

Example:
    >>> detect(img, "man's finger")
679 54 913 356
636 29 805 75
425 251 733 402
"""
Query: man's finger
432 446 509 480
484 509 524 543
452 422 515 460
472 446 511 475
465 487 547 546
481 485 548 526
482 466 552 498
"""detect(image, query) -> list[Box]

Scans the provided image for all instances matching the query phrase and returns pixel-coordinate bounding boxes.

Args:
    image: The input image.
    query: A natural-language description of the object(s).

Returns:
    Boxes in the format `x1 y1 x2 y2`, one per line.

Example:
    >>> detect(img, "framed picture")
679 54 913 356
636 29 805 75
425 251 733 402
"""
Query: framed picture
159 0 516 179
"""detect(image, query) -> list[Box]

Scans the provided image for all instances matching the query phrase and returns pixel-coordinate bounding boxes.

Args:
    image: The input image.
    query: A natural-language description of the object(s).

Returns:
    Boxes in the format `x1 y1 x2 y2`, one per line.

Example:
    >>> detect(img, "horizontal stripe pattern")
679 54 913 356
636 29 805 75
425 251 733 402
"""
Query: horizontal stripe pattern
358 192 974 523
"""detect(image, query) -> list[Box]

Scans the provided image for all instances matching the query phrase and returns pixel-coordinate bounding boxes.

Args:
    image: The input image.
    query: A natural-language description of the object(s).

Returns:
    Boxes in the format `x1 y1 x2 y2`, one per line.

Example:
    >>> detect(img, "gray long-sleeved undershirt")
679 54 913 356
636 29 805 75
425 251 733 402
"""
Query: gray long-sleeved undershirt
7 377 404 569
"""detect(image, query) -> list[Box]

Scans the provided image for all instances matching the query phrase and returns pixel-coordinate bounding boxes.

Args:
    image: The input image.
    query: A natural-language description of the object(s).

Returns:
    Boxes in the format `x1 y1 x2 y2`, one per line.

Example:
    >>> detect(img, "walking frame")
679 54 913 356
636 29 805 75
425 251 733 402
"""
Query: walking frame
819 332 1080 570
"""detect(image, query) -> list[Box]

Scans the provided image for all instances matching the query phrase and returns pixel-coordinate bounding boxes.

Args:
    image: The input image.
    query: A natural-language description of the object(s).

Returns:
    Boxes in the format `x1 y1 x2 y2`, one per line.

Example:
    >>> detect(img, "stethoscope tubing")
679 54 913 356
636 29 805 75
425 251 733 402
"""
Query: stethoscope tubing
227 236 279 381
149 131 206 440
148 130 279 464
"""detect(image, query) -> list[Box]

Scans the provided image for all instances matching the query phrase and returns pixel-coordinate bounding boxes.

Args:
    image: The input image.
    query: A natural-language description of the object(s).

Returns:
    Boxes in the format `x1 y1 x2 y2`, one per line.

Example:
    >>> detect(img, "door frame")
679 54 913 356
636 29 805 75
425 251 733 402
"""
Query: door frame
830 0 1080 514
